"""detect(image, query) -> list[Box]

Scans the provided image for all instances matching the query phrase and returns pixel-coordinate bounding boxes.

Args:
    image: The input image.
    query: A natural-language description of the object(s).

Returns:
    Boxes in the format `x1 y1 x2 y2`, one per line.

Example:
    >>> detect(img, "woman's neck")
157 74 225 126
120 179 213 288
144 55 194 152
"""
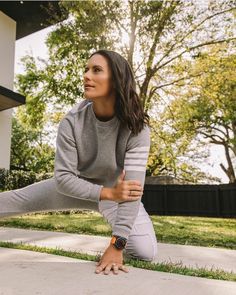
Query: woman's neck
92 98 116 121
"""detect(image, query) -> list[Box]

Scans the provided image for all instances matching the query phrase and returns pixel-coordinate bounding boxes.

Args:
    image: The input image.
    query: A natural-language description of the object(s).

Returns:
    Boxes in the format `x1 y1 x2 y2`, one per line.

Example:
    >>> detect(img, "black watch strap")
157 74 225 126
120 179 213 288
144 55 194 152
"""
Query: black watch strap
110 235 127 250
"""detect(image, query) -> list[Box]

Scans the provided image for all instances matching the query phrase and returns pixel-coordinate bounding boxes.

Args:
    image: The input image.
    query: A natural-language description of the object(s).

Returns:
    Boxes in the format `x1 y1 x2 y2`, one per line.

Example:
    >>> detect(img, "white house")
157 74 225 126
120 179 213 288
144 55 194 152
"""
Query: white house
0 1 66 170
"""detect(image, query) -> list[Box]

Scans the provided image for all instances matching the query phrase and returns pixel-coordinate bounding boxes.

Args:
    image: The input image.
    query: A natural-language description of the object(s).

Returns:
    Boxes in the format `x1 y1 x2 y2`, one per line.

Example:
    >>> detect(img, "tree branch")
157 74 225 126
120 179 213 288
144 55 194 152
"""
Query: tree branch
199 131 225 144
155 6 236 68
153 37 236 73
150 73 201 95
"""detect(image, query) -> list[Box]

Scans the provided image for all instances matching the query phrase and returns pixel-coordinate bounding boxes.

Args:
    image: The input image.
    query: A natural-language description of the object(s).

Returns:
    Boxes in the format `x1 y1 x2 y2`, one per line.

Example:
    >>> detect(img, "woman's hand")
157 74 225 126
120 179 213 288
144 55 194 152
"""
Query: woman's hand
95 244 129 275
100 170 143 203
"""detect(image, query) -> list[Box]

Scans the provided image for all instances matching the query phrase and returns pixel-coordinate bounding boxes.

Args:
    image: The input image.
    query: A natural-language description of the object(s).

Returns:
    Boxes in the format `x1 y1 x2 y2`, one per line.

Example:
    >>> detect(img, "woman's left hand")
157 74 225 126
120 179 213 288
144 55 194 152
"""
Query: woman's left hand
95 244 129 275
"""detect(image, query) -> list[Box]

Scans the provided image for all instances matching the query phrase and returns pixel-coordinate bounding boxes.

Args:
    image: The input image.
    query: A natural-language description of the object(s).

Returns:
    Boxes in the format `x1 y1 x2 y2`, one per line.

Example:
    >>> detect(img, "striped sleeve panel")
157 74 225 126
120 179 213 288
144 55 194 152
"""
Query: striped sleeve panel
124 146 149 172
112 125 151 239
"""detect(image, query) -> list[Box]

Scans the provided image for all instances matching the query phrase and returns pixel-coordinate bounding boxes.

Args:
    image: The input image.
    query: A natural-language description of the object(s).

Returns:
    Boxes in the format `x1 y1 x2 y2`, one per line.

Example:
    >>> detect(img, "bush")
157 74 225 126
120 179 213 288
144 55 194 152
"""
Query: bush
0 168 53 191
0 169 7 190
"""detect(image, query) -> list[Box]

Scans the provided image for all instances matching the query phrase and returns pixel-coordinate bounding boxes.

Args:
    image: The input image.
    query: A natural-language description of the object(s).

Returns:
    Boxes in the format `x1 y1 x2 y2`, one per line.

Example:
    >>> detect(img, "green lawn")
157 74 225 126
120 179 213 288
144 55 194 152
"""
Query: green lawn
0 211 235 250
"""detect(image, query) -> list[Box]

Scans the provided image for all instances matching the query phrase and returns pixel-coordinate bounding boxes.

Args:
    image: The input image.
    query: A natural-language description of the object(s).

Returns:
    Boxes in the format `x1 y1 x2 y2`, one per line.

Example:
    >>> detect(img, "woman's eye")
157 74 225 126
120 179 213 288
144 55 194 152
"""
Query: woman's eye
84 67 101 73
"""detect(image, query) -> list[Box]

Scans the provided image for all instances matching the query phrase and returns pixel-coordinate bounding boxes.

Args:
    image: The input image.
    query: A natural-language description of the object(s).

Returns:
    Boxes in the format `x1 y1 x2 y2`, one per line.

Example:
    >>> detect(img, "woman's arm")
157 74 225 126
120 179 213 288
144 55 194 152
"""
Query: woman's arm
111 125 151 239
54 112 103 203
95 125 150 275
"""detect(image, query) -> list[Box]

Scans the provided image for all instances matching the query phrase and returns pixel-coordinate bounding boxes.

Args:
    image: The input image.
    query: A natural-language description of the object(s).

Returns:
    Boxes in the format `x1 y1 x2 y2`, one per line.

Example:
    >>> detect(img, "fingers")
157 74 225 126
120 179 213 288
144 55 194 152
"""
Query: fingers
119 264 129 273
112 264 129 274
126 182 143 193
95 263 129 275
125 182 143 198
123 189 142 197
129 186 143 193
119 187 143 202
113 179 143 203
121 180 142 190
126 180 142 186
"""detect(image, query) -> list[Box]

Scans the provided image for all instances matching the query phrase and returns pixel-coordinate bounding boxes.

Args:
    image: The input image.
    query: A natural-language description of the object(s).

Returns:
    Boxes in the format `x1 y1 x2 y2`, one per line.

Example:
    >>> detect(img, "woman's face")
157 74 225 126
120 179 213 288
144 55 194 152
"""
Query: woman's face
83 54 114 100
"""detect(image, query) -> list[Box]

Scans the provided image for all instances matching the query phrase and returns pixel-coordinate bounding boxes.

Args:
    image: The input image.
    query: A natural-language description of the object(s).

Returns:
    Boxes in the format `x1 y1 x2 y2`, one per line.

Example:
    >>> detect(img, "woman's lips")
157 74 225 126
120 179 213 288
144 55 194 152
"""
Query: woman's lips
84 86 95 90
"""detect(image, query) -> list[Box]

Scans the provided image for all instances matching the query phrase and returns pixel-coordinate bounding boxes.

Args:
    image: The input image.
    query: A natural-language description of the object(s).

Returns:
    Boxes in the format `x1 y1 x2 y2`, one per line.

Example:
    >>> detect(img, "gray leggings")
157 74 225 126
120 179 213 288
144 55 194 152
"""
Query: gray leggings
0 178 158 261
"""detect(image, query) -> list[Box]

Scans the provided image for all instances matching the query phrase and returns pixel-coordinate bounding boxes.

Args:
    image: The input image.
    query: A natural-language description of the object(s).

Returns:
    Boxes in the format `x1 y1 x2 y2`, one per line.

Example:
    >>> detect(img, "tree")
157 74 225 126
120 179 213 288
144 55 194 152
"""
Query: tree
10 117 55 174
16 0 235 106
14 0 236 182
160 46 236 183
146 114 221 183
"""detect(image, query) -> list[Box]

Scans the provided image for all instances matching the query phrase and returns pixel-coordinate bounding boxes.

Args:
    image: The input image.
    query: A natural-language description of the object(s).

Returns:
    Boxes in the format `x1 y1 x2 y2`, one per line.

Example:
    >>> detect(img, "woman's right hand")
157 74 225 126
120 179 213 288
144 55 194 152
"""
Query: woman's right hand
100 170 143 203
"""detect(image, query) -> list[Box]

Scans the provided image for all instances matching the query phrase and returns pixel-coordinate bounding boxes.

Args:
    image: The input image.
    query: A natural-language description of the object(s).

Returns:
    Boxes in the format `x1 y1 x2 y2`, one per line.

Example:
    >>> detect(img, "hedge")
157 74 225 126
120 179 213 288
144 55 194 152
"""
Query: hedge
0 168 53 191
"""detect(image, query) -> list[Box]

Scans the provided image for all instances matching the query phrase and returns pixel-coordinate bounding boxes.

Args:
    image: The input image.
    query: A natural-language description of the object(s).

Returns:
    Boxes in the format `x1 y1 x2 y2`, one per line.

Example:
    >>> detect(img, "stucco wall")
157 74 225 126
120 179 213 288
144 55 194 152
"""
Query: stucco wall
0 11 16 169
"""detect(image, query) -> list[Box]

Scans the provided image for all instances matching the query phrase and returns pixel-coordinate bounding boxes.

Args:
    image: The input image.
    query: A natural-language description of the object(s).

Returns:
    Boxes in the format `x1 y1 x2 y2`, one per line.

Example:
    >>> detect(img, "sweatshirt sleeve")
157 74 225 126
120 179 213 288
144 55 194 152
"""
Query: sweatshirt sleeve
112 124 151 239
54 112 103 202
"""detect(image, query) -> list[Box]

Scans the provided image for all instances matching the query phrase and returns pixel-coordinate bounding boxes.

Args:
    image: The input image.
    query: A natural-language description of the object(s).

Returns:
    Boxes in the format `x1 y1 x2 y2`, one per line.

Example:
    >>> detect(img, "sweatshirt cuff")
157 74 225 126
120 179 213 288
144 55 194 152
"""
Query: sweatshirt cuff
90 183 103 203
112 227 130 240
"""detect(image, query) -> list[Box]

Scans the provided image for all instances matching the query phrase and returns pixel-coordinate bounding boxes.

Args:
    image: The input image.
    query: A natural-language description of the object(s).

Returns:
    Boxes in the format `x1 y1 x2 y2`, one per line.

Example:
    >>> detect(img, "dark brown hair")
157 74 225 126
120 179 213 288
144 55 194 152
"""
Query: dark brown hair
89 49 149 135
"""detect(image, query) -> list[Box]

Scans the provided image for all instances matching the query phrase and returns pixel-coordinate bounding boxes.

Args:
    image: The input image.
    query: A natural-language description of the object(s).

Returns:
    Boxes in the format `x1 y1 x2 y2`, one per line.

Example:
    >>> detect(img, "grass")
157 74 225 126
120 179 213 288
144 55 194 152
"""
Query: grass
0 240 235 282
0 211 235 250
152 215 236 250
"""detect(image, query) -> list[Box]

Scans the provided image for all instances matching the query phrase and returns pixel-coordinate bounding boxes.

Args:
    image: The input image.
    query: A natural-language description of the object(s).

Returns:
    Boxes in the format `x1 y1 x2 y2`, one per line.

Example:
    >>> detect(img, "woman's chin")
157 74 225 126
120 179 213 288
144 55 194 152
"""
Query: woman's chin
84 93 91 99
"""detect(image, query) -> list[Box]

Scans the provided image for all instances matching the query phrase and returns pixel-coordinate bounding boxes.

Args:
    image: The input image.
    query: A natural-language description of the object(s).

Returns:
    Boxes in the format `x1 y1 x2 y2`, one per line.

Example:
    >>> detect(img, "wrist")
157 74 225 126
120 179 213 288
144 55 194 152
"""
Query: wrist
100 187 112 201
109 243 123 252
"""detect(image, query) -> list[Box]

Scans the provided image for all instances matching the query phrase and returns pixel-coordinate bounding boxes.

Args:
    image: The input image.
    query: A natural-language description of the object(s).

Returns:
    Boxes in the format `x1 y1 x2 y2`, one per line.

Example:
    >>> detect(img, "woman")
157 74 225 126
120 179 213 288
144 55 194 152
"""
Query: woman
0 49 158 275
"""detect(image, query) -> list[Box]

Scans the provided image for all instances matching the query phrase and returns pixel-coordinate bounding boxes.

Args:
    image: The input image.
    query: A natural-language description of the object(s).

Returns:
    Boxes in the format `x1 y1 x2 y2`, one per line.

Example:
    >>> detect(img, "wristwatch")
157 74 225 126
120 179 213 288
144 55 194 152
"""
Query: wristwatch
110 235 127 250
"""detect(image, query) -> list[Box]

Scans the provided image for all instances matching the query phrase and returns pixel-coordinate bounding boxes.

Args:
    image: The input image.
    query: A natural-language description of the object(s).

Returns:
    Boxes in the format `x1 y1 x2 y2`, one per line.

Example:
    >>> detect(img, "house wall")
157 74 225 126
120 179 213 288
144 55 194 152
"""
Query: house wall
0 11 16 169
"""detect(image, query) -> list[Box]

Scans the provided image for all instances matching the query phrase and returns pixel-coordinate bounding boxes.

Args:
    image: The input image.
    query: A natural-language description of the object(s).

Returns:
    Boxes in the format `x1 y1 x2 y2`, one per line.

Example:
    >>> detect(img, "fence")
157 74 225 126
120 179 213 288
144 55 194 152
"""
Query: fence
142 184 236 218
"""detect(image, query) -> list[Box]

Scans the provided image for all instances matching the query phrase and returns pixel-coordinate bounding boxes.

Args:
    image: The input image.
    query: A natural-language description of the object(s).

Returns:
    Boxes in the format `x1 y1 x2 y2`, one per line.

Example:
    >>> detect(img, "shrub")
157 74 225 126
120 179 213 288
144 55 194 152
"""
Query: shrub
0 168 53 191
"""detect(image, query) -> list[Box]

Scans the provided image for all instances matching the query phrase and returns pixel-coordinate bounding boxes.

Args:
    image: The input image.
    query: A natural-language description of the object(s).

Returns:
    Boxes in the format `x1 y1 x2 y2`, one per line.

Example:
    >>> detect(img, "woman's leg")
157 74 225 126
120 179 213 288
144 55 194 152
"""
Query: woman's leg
0 178 158 261
99 202 158 262
123 212 158 262
0 177 99 218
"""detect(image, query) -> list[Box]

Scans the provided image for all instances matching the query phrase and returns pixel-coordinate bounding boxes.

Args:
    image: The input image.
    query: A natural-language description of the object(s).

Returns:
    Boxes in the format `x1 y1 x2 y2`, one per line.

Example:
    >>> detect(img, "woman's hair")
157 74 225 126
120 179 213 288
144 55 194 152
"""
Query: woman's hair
89 49 150 135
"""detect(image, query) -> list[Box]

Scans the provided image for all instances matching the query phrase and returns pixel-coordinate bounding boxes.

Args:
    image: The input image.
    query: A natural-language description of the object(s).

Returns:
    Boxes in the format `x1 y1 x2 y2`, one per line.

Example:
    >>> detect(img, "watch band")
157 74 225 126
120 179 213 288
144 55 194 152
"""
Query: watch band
110 235 127 250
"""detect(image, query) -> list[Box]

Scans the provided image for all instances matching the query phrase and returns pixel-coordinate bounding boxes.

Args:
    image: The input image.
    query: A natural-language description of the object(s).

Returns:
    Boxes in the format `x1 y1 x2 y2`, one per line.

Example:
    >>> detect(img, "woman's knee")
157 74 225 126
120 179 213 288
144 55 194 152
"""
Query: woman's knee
124 233 158 262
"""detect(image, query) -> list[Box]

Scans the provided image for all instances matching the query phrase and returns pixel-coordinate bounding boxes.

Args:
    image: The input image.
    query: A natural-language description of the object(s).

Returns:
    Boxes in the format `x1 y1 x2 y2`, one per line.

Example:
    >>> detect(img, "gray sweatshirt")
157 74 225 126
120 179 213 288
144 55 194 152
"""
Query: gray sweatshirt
54 99 150 239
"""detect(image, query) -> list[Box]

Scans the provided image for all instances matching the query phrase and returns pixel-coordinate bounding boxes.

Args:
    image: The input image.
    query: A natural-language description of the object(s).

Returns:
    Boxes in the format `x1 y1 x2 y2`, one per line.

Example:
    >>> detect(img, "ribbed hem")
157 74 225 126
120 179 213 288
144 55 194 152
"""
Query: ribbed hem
112 228 130 240
89 183 103 203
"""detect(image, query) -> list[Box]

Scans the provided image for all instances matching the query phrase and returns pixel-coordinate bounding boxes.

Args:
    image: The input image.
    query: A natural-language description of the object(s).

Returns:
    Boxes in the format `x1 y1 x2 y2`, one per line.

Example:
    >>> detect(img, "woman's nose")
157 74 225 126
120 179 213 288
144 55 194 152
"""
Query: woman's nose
83 70 91 81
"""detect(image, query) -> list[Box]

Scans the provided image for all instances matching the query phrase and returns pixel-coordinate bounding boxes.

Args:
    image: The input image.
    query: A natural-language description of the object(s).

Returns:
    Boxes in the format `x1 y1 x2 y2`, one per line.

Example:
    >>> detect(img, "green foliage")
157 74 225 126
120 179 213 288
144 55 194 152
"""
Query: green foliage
10 117 55 173
0 169 7 190
161 46 236 183
146 116 220 183
0 168 53 191
16 55 49 128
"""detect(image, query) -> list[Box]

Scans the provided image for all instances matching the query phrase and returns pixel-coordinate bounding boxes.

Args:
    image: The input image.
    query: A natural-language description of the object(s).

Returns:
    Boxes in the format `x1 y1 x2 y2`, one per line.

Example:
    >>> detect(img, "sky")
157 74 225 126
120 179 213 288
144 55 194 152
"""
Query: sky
14 26 229 183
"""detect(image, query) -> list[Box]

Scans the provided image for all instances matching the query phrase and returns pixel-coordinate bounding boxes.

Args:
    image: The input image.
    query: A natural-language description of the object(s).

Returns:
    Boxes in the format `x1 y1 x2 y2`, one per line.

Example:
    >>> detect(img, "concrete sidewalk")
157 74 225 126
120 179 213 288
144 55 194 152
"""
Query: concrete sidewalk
0 247 236 295
0 226 235 273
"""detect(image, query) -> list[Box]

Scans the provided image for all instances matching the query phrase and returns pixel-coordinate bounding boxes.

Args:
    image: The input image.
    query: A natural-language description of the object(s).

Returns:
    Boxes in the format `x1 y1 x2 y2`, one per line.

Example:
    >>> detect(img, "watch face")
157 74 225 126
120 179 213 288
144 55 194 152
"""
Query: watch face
116 237 127 249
